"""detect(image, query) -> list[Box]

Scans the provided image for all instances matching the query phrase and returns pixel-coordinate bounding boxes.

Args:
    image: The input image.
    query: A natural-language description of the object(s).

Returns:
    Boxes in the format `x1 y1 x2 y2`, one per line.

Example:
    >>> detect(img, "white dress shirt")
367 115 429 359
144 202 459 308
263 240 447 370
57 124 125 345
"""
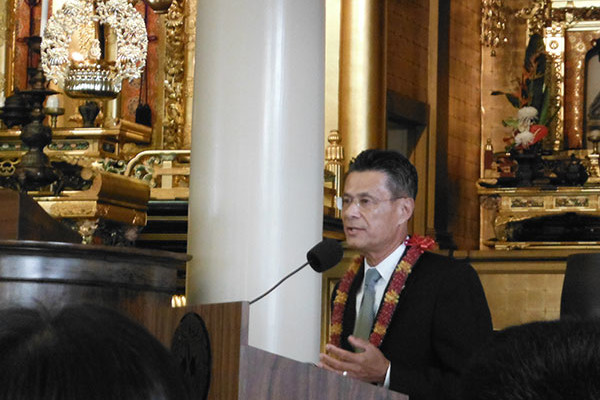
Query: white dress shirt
354 243 407 317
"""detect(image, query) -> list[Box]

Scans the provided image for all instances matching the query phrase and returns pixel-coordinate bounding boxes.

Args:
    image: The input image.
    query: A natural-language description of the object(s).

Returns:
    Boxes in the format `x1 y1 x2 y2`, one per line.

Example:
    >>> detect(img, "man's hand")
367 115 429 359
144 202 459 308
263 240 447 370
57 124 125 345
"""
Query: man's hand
318 336 390 384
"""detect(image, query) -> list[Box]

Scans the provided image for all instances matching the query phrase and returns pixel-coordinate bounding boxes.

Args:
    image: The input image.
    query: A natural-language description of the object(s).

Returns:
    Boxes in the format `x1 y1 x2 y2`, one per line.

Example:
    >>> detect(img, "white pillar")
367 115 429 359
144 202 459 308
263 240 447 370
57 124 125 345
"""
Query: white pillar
187 0 325 362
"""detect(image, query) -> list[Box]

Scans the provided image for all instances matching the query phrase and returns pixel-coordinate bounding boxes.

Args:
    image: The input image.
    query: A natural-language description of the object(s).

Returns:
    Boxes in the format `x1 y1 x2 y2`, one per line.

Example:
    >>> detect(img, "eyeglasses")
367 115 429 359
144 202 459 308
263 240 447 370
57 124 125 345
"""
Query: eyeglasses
336 195 402 212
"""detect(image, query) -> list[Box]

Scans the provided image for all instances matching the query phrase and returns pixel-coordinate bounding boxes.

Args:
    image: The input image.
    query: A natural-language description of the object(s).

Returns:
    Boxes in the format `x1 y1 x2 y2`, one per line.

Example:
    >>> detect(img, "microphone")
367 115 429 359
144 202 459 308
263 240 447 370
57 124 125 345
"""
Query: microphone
306 237 344 272
249 238 343 305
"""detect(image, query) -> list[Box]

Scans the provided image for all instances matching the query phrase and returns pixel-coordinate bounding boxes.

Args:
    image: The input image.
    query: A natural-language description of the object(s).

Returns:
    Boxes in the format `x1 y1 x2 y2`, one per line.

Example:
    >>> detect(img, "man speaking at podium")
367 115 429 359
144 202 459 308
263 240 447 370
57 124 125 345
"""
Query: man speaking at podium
319 149 492 400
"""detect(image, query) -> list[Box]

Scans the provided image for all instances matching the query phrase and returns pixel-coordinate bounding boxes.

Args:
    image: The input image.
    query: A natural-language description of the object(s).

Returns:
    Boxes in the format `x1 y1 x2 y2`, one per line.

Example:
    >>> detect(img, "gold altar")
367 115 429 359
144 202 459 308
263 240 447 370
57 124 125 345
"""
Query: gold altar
479 2 600 251
479 184 600 250
0 121 151 166
34 171 150 243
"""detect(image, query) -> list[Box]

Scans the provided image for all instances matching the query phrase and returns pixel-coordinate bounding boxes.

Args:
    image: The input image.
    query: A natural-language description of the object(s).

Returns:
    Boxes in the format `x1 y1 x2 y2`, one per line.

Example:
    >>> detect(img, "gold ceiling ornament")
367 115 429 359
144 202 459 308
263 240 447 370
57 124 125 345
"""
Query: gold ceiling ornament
481 0 509 56
40 0 148 99
481 0 574 56
515 0 552 34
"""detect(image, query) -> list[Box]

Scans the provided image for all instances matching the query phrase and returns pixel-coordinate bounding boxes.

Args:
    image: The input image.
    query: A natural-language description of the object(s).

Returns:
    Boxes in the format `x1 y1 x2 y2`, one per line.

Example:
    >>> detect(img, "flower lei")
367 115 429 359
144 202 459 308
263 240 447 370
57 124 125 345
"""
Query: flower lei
329 235 436 348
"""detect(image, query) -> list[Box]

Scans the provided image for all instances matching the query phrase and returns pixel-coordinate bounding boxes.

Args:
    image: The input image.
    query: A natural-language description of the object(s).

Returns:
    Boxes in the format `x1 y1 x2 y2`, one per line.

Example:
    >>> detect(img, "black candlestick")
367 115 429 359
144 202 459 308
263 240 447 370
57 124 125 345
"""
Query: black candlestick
0 36 58 191
16 67 58 191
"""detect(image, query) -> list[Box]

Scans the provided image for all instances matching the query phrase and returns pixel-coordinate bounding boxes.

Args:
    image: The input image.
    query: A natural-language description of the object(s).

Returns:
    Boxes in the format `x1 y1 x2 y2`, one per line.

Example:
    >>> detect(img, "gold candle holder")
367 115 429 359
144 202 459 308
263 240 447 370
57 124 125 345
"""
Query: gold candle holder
44 107 65 128
586 127 600 184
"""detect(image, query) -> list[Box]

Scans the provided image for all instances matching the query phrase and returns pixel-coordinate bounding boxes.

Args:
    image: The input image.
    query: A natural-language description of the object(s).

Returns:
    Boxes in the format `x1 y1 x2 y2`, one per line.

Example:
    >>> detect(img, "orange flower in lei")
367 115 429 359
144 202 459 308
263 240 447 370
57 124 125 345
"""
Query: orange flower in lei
329 235 436 348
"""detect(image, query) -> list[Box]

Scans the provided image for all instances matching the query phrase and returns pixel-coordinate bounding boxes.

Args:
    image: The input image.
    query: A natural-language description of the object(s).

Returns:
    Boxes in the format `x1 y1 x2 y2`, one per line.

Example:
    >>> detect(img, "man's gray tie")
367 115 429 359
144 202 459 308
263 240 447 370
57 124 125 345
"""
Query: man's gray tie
353 267 382 341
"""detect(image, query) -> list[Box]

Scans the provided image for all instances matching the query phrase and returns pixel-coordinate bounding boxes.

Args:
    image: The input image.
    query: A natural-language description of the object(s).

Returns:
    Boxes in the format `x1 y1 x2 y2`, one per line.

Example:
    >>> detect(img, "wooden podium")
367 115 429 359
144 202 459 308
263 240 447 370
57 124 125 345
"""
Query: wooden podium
153 302 408 400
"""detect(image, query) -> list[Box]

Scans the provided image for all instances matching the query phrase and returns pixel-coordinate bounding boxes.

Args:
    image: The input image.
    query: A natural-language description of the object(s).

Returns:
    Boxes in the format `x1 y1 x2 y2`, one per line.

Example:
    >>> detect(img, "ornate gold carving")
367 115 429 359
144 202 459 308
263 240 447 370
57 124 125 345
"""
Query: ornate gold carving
75 218 99 244
0 121 151 166
586 149 600 183
481 1 552 55
479 185 600 249
545 25 565 150
163 0 187 150
96 203 110 218
480 194 501 210
0 1 6 35
482 2 600 52
325 129 345 218
553 7 600 22
544 6 600 149
33 171 149 245
516 0 551 35
125 149 190 200
0 158 17 176
44 201 98 218
183 0 196 149
483 240 600 250
555 196 591 208
510 197 545 208
563 29 600 149
480 194 501 246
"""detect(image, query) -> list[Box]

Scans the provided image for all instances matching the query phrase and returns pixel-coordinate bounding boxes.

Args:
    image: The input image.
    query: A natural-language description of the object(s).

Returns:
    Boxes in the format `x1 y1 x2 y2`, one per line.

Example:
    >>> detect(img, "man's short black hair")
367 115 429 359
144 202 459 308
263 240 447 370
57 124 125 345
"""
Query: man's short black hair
348 149 418 199
462 319 600 400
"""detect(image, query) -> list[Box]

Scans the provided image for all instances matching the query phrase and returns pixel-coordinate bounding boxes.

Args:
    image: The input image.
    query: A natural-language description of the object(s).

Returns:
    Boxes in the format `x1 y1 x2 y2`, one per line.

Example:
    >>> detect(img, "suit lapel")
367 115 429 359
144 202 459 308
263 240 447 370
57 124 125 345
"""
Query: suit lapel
375 253 426 348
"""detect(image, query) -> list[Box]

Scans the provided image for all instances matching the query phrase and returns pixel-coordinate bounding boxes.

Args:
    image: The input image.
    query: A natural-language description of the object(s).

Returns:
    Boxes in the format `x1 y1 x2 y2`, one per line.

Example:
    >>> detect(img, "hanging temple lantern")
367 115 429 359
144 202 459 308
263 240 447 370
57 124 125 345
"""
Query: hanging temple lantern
40 0 148 99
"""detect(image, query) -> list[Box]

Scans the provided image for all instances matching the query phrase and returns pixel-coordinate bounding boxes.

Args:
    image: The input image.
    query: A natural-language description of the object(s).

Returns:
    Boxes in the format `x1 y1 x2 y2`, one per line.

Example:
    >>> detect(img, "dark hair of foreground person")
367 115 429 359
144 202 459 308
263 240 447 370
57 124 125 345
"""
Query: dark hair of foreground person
0 304 189 400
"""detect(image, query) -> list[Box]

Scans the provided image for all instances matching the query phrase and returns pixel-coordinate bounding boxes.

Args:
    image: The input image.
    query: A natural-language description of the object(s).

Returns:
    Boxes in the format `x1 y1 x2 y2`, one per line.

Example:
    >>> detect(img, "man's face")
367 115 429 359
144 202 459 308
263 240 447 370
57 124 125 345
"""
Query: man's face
341 170 414 265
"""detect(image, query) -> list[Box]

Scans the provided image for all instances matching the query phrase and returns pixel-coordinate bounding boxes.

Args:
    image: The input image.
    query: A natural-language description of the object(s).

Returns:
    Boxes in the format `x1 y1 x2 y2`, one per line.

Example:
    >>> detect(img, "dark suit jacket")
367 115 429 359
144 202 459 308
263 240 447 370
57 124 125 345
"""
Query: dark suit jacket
336 251 492 400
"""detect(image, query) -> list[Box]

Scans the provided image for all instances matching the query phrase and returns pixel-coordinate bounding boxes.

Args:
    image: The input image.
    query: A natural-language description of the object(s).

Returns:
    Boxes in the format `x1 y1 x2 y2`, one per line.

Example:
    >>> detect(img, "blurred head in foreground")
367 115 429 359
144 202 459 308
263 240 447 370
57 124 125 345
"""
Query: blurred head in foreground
462 319 600 400
0 303 189 400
